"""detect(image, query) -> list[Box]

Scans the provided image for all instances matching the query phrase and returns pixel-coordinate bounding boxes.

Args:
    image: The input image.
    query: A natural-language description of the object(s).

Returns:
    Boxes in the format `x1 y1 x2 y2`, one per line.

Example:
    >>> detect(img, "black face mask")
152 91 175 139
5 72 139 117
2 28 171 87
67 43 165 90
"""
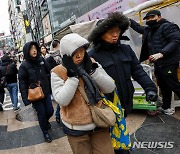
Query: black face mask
146 20 158 27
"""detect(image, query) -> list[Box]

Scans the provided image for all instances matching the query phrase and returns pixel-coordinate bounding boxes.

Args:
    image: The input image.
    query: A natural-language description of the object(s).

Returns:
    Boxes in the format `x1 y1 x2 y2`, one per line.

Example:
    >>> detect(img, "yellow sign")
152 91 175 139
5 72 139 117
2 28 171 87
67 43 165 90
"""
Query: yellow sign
25 20 30 27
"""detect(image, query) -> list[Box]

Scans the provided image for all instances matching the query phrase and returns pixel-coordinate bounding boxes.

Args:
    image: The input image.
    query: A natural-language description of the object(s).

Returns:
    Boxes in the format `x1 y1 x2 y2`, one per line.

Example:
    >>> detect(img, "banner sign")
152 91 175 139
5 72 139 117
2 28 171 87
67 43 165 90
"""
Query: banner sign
77 0 149 23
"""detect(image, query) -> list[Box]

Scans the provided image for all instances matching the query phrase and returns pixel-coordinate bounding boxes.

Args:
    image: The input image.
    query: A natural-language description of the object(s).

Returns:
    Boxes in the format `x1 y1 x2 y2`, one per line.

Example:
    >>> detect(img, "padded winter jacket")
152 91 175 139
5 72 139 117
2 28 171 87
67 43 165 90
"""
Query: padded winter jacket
18 42 50 106
89 41 157 114
130 18 180 66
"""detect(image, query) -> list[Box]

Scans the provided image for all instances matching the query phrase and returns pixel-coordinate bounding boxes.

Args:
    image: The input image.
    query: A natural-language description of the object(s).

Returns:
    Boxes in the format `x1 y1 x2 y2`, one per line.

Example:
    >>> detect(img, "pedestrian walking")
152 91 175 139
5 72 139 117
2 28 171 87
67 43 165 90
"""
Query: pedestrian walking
88 12 157 154
18 41 54 143
0 54 19 112
130 10 180 115
46 39 61 69
40 44 50 59
51 33 115 154
46 39 62 124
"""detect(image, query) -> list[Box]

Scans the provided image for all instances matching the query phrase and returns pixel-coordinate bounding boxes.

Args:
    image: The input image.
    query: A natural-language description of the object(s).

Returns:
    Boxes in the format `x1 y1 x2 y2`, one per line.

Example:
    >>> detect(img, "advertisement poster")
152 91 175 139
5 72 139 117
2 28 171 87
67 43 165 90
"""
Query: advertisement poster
77 0 149 23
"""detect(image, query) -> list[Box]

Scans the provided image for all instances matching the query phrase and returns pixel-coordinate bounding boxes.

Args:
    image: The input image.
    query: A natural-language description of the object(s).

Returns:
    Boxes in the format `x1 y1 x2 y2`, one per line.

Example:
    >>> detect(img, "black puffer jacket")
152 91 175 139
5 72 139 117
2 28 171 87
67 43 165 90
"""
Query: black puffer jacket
88 12 157 115
130 18 180 66
0 69 5 92
46 56 58 70
18 41 50 106
89 41 157 114
0 54 18 84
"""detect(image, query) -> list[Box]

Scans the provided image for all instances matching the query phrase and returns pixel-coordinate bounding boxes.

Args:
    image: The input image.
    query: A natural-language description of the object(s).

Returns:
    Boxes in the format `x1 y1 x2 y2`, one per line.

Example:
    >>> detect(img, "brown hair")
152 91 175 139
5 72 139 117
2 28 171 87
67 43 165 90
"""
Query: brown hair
40 44 48 53
52 39 60 48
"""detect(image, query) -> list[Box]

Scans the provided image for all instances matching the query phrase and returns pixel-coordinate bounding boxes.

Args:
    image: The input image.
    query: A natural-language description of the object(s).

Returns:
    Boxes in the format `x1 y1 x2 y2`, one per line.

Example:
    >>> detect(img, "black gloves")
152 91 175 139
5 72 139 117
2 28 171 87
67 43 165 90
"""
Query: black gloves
62 55 79 77
84 52 98 74
146 91 158 102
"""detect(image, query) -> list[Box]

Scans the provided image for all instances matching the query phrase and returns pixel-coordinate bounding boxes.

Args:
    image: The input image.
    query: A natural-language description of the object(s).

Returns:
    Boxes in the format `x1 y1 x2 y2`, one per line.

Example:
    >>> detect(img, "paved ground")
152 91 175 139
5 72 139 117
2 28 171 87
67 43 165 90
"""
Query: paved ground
0 89 179 154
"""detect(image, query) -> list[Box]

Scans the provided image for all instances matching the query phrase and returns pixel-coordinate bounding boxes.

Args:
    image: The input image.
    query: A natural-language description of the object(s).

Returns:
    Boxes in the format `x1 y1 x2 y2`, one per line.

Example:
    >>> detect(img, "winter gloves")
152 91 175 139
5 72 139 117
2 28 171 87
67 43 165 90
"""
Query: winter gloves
146 90 158 102
149 53 163 62
84 52 98 74
62 53 98 77
62 55 79 77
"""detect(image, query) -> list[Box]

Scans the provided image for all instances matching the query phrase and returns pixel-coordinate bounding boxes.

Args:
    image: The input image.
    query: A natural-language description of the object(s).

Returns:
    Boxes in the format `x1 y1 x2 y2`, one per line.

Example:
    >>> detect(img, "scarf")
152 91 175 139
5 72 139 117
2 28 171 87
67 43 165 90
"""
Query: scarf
77 64 102 105
49 50 62 64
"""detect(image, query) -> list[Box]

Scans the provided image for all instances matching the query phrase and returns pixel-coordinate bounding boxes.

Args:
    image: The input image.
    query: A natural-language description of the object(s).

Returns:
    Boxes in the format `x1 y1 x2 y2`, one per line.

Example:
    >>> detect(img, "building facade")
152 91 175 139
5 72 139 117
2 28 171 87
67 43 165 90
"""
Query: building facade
8 0 27 52
9 0 150 47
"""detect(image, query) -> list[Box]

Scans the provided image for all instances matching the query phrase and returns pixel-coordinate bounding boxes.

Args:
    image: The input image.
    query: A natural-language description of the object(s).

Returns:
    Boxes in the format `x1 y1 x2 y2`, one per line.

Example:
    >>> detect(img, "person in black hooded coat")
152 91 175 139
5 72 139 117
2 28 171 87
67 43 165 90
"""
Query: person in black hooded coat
0 54 19 111
88 12 157 154
18 41 54 143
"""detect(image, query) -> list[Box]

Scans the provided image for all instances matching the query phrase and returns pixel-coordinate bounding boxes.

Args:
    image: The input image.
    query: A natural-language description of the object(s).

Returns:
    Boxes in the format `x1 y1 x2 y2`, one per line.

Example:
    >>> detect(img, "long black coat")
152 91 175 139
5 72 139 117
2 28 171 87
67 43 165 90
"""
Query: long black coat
89 42 157 114
130 19 180 66
0 69 5 92
18 42 51 106
46 56 59 70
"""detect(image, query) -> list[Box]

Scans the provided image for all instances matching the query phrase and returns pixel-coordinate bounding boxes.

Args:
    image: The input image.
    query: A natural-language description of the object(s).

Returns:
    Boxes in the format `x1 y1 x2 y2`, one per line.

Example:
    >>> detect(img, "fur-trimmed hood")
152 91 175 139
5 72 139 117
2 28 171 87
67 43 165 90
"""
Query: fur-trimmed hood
60 33 89 57
88 12 130 43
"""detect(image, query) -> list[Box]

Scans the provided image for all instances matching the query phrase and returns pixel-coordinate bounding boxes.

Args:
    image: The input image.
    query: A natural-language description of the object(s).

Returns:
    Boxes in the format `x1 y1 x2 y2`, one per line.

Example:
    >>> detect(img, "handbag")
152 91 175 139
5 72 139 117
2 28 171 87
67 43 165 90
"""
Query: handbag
110 89 132 151
78 85 116 128
89 100 116 127
177 67 180 81
28 81 45 101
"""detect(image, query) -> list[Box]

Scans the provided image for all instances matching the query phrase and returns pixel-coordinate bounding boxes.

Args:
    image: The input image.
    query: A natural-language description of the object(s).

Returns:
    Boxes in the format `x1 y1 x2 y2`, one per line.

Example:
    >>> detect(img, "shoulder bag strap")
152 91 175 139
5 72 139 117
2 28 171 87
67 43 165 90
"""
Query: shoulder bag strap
6 65 9 75
77 85 89 104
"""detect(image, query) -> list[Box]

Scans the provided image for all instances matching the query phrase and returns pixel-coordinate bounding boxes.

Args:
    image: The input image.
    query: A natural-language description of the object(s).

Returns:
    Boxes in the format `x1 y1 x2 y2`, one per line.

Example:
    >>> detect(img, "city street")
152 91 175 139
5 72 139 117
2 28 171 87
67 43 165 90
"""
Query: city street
0 0 180 154
0 89 179 154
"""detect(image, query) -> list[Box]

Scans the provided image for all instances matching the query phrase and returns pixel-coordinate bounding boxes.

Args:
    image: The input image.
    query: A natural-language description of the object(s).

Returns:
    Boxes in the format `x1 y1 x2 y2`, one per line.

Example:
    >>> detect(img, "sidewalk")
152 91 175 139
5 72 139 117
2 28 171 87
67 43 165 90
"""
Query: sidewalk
0 91 179 154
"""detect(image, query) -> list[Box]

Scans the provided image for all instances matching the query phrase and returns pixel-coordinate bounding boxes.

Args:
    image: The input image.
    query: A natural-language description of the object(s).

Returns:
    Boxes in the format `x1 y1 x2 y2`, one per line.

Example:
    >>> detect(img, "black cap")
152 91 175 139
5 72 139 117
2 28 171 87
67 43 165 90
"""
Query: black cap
143 10 161 20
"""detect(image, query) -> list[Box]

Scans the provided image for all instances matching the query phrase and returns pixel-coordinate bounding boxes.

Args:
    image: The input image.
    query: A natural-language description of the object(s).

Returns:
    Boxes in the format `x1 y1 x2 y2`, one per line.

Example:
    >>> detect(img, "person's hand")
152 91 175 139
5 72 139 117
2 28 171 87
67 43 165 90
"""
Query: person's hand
62 55 79 77
149 53 163 62
84 52 98 74
146 91 158 102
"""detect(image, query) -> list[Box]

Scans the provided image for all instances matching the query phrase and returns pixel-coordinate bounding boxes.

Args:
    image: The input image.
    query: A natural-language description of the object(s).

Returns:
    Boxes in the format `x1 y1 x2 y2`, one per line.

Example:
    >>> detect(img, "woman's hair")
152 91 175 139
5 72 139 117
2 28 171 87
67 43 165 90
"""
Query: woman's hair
40 44 48 53
52 39 60 48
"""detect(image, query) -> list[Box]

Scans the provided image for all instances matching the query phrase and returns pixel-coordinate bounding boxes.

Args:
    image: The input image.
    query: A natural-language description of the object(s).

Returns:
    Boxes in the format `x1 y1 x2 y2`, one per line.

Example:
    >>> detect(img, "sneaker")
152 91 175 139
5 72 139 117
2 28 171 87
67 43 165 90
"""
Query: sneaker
0 103 3 111
157 107 175 115
44 133 52 143
13 107 21 112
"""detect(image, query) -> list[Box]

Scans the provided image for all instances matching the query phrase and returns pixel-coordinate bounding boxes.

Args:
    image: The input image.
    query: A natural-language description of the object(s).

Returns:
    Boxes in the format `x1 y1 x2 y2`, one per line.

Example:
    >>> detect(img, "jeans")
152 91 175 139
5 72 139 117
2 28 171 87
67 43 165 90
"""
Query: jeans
55 104 60 119
32 94 54 134
7 83 18 109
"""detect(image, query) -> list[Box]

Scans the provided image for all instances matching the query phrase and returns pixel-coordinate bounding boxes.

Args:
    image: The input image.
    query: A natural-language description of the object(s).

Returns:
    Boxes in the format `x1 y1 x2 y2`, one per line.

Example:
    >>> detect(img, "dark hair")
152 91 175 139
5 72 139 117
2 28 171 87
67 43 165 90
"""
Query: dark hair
40 44 48 53
52 39 60 48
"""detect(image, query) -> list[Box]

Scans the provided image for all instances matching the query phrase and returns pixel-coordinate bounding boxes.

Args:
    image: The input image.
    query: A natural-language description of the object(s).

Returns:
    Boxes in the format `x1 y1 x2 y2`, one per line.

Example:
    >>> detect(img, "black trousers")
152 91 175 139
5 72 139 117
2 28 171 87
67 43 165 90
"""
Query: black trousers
155 63 180 109
32 94 54 134
0 89 5 104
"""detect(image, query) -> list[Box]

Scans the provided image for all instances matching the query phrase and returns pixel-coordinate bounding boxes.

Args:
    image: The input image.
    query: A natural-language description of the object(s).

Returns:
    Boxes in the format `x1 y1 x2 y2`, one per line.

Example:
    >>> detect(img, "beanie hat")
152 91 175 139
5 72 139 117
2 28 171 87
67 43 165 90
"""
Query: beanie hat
60 33 89 57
